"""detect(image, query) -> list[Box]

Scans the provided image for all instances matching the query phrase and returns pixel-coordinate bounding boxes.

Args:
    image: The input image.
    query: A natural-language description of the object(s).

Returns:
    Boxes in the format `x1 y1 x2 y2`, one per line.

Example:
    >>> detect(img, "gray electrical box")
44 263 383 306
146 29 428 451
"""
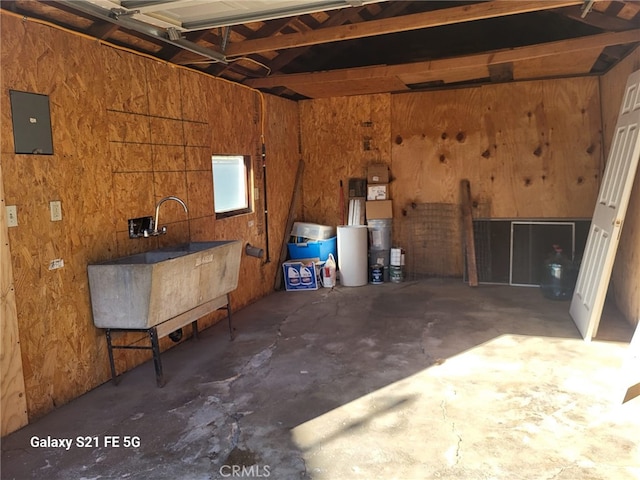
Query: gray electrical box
9 90 54 155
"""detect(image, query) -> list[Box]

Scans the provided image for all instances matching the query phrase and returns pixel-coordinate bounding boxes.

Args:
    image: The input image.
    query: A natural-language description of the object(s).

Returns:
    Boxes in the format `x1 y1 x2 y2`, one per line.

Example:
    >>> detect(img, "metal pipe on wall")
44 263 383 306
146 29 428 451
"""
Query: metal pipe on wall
261 141 271 263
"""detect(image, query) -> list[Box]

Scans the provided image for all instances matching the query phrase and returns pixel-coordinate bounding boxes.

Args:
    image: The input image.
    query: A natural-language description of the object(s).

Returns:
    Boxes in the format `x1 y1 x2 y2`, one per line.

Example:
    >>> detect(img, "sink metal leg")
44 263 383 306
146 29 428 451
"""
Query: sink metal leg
149 327 165 387
105 329 119 385
226 294 234 341
192 320 199 340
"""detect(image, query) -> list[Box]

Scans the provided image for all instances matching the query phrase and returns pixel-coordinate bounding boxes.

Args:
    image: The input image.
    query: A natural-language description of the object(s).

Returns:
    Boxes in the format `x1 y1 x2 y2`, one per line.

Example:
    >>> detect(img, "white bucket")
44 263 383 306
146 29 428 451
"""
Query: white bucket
367 219 392 250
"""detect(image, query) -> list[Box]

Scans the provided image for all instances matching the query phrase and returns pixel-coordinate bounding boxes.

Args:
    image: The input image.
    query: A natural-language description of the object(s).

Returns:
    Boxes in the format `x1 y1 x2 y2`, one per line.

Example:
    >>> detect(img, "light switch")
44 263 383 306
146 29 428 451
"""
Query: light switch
50 201 62 221
6 205 18 227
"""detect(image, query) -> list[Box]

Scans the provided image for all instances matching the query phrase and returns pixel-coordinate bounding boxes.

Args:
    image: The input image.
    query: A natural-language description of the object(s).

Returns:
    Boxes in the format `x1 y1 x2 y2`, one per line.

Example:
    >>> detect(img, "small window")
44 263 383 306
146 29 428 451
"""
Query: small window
212 154 252 218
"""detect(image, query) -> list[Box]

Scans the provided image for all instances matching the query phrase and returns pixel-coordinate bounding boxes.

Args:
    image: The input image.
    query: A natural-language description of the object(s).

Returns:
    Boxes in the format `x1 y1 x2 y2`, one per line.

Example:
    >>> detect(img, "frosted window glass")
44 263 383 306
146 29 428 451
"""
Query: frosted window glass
212 155 250 214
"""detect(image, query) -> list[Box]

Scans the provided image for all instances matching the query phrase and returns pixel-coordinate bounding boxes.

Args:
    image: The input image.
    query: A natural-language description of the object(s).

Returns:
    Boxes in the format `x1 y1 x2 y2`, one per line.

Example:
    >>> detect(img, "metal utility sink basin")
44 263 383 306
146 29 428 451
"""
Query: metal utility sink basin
88 240 242 330
102 241 233 265
105 250 189 264
166 241 229 253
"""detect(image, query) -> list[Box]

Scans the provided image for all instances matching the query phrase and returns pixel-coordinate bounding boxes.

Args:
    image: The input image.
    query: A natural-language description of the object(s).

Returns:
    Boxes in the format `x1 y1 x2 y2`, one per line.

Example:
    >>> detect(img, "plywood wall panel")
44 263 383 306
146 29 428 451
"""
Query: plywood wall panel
0 17 296 416
390 79 601 273
487 82 551 218
152 145 186 171
0 16 40 99
111 142 153 173
300 94 392 227
185 146 212 171
604 47 640 327
392 78 601 219
207 81 261 154
539 79 602 215
150 117 185 145
102 46 149 114
184 121 212 147
186 171 215 219
108 111 151 144
146 61 182 119
188 216 216 242
1 12 117 420
263 94 301 269
113 172 156 231
180 69 210 122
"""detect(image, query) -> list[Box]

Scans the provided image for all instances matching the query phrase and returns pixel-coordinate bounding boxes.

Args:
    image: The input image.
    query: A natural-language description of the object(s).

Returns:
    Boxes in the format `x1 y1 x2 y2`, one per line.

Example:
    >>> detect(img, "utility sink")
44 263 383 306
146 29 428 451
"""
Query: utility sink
106 250 189 265
88 241 243 330
104 242 229 265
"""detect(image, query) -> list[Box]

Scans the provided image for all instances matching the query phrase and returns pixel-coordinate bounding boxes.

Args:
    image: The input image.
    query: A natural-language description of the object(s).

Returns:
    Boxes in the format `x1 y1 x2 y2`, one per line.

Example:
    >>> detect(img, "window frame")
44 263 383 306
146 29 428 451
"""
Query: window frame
211 154 253 219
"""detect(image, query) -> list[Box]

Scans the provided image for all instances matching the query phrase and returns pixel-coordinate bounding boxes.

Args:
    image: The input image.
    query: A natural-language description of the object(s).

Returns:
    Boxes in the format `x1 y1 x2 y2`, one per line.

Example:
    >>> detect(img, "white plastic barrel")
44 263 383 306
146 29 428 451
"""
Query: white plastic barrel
337 225 368 287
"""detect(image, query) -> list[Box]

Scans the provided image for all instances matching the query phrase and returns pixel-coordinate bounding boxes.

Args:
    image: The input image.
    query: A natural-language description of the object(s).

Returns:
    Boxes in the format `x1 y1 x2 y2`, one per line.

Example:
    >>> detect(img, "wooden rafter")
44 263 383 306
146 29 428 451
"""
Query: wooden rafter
3 0 638 100
264 5 371 73
225 0 583 57
246 29 640 89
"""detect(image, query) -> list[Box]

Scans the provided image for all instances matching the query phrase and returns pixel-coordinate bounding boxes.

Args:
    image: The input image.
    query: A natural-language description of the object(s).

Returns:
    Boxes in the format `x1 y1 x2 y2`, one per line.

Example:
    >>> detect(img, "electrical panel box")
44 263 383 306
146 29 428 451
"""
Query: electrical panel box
9 90 54 155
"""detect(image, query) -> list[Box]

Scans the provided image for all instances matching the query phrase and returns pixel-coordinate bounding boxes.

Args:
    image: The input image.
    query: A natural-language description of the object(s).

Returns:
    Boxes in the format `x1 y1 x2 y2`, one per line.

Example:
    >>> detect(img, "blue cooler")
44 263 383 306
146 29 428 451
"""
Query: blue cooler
287 236 337 263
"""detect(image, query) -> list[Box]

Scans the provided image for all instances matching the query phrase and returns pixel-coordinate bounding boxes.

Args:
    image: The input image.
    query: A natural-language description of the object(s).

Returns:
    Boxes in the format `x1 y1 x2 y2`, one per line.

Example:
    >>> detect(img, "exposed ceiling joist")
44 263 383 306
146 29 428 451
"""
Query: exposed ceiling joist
3 0 639 100
225 0 583 57
247 29 640 92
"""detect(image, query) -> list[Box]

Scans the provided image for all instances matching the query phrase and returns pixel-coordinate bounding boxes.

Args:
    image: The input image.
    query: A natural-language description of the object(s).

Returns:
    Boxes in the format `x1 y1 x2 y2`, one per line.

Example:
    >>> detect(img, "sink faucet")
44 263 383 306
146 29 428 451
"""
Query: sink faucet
146 196 188 237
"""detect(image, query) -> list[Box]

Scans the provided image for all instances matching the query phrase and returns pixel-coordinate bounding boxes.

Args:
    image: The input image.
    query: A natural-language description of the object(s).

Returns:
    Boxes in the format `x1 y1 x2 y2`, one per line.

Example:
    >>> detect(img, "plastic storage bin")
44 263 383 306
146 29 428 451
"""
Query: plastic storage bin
291 222 335 240
288 236 337 262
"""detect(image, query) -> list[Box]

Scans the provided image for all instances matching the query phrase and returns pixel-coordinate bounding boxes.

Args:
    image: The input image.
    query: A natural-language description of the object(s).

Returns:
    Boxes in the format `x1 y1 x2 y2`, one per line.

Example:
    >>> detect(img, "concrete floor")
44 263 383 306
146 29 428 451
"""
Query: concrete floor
2 279 639 480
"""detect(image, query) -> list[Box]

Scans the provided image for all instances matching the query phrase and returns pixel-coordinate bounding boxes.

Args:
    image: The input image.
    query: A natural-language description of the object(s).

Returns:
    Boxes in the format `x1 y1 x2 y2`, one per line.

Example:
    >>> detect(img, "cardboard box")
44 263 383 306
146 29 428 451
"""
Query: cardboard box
367 184 389 200
367 164 389 184
366 200 393 219
283 260 319 291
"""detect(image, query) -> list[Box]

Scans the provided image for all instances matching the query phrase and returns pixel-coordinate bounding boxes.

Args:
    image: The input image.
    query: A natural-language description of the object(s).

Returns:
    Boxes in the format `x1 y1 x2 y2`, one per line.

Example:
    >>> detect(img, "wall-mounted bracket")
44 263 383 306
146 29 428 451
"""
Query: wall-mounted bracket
128 216 153 239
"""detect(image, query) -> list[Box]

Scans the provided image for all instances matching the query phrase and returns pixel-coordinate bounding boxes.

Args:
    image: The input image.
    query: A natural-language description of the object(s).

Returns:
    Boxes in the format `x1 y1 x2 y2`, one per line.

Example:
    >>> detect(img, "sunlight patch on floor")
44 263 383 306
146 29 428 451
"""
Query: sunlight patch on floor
292 334 640 479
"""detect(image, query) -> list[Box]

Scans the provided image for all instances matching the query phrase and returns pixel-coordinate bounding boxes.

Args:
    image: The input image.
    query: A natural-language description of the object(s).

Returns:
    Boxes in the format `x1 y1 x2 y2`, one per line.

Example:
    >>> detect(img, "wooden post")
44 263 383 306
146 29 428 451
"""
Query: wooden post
461 179 478 287
274 160 305 290
1 161 29 435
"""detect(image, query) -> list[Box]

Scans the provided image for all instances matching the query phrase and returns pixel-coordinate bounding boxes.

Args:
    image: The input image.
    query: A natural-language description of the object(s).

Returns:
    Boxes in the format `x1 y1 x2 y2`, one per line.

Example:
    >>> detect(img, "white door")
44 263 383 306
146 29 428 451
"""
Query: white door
570 69 640 341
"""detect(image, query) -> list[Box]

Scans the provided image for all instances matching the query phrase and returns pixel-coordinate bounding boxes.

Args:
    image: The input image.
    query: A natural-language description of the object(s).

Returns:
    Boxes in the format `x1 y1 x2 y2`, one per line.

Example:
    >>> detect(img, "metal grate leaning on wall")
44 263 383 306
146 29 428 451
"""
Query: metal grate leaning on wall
402 203 461 279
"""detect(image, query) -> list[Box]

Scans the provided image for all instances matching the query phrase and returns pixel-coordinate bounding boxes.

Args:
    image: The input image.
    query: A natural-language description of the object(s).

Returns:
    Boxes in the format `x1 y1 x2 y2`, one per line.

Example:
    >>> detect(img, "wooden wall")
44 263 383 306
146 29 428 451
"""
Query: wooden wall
602 47 640 328
300 78 603 275
299 94 391 226
0 12 299 426
0 161 28 436
391 79 602 219
2 8 636 431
